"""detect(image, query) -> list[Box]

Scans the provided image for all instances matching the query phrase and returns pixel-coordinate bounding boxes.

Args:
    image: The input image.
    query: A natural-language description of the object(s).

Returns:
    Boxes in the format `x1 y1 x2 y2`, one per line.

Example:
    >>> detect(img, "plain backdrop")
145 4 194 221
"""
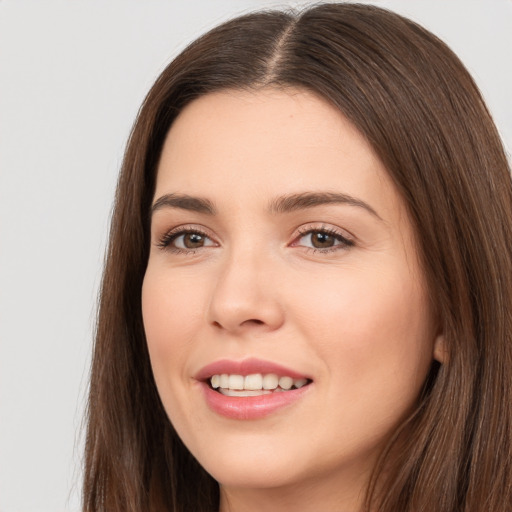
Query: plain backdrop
0 1 510 511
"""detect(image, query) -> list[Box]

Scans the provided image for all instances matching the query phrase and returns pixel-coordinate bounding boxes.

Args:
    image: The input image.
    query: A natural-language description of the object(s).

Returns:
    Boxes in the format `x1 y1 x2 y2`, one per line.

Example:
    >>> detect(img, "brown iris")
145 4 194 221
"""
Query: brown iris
310 231 336 249
183 233 206 249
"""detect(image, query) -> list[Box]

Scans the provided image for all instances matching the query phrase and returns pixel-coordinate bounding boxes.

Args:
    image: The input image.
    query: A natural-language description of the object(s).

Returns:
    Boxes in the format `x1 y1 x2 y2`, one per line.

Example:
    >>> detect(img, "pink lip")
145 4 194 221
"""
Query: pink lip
195 357 312 420
195 357 309 381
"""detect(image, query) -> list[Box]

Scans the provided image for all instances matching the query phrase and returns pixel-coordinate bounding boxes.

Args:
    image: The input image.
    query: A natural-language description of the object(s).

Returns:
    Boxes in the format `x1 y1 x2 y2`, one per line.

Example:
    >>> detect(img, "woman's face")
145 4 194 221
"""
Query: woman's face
142 88 444 502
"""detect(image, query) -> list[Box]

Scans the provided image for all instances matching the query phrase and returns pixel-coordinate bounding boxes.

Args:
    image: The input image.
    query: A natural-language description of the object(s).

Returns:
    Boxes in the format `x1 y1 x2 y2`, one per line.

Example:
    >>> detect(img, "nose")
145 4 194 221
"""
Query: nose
207 248 285 335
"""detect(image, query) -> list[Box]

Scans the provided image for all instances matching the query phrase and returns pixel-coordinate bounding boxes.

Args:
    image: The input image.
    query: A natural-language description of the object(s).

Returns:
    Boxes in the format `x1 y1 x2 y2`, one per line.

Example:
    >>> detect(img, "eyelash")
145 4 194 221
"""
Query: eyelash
293 225 354 253
156 226 213 254
156 225 355 254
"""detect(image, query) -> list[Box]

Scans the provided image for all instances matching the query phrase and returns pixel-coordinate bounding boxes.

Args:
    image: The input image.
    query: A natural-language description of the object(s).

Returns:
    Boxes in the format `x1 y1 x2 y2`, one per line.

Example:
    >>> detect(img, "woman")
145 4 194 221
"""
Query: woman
83 3 512 511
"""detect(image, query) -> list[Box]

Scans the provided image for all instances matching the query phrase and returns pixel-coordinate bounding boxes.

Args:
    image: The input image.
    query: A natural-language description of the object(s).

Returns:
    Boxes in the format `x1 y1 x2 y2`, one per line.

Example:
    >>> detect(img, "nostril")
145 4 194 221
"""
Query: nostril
212 318 265 330
244 319 264 326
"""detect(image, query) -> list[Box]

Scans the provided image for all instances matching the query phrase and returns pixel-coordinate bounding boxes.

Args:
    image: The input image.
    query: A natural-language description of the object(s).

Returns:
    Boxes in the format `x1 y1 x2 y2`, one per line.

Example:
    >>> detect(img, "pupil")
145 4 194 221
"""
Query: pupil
312 232 334 248
184 233 204 248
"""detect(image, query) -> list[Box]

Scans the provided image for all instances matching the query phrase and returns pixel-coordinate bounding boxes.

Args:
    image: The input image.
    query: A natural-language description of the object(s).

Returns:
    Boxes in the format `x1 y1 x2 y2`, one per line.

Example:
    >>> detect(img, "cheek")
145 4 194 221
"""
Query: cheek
294 263 433 410
141 265 213 440
143 262 205 338
141 266 205 388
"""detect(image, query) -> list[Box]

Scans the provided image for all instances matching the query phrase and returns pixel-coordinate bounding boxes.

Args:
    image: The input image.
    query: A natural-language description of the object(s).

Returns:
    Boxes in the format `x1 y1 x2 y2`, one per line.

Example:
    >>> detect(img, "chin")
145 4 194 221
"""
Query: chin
187 433 309 489
207 458 305 490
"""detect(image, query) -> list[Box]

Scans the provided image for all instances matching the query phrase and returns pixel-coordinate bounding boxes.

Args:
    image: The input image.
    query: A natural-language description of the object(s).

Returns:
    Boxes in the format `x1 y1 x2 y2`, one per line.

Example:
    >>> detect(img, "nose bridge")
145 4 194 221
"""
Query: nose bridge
207 241 284 333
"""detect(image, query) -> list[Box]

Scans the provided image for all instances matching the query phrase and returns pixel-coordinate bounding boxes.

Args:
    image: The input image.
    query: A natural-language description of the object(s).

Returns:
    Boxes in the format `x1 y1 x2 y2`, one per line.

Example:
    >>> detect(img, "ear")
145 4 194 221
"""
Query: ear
433 333 448 364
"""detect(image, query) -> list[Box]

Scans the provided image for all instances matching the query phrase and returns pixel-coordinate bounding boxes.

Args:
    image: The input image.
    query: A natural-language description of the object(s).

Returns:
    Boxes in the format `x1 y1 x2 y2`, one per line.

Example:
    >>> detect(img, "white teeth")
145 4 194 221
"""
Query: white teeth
209 373 310 392
278 376 293 390
220 389 272 397
262 373 279 390
244 373 263 390
219 374 229 388
294 378 308 389
228 374 244 390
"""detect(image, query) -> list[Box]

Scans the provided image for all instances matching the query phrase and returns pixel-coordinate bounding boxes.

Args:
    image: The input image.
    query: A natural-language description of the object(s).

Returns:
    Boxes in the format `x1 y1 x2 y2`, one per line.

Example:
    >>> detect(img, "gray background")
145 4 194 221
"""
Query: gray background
1 1 511 511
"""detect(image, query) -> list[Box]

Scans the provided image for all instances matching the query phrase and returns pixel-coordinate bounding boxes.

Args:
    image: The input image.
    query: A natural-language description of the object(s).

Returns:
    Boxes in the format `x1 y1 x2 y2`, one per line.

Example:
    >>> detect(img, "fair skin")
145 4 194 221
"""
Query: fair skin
142 88 445 511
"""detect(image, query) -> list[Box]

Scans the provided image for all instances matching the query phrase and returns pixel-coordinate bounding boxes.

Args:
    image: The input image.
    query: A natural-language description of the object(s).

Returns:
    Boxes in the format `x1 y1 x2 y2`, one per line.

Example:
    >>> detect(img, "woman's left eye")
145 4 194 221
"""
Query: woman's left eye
293 228 354 252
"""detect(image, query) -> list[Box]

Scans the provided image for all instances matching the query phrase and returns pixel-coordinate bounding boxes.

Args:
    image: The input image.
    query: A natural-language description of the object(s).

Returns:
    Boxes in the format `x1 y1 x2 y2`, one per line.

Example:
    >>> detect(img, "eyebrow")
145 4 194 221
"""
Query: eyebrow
151 191 381 220
268 192 382 220
151 193 217 216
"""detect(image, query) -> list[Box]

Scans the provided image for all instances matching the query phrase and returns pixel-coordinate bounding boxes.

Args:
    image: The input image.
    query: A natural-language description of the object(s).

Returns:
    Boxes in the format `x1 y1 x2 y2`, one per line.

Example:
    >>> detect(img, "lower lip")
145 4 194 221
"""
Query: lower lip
200 382 311 420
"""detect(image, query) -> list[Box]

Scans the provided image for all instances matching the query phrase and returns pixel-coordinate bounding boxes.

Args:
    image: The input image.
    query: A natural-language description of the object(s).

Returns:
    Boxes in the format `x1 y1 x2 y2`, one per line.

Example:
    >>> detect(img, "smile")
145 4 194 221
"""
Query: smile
196 358 313 419
210 373 309 396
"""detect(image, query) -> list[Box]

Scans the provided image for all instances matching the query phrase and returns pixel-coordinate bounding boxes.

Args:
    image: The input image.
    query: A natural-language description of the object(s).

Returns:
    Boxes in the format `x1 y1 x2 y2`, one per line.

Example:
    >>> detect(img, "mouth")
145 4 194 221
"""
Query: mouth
208 373 312 397
196 358 313 419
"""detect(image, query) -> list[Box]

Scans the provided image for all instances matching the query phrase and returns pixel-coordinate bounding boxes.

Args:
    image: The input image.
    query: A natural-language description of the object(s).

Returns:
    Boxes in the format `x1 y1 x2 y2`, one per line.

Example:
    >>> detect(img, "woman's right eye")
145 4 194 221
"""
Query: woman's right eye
157 229 216 253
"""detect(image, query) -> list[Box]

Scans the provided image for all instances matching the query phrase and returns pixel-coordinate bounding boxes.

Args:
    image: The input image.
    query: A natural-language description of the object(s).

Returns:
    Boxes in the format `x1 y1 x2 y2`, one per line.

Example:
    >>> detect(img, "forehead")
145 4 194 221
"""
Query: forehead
155 88 400 219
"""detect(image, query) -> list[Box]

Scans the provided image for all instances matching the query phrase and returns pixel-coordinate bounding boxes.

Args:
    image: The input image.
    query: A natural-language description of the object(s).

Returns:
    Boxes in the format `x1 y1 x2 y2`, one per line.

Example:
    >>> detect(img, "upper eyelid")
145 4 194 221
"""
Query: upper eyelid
156 224 216 239
294 229 353 246
293 223 355 241
155 224 218 250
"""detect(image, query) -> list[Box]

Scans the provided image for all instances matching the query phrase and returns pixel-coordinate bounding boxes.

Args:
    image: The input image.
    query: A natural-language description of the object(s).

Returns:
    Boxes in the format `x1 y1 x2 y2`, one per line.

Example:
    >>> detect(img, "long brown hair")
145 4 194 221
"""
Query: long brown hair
83 4 512 511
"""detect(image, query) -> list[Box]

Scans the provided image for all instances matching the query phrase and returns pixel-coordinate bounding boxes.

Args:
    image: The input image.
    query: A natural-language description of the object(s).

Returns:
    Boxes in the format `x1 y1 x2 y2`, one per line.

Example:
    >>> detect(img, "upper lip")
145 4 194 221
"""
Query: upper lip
195 357 310 381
